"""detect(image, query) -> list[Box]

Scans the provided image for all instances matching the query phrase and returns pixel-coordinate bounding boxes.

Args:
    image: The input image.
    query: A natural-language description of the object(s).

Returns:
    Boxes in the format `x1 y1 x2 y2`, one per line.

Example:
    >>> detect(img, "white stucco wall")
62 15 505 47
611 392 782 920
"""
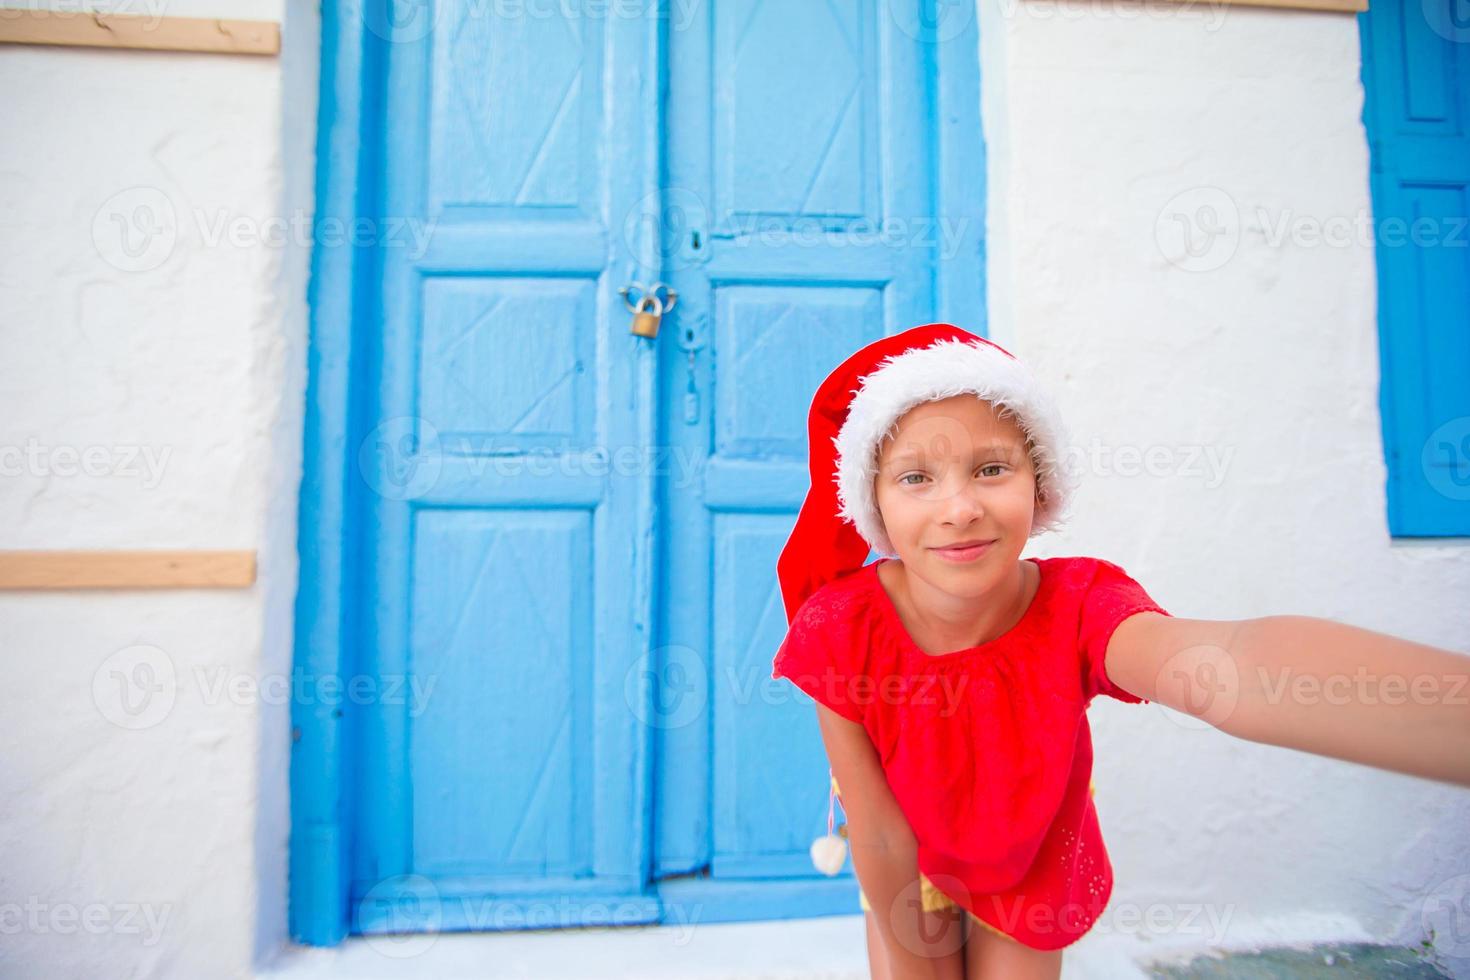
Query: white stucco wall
0 0 312 977
0 0 1465 978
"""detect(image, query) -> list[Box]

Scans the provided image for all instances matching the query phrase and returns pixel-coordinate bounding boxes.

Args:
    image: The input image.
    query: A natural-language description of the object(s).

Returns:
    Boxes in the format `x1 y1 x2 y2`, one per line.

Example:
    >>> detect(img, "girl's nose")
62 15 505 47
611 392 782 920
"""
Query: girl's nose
937 478 986 524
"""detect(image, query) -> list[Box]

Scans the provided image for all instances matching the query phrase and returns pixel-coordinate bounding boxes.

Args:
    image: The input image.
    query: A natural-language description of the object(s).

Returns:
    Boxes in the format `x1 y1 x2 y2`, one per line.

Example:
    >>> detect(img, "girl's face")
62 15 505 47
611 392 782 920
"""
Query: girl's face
873 395 1038 593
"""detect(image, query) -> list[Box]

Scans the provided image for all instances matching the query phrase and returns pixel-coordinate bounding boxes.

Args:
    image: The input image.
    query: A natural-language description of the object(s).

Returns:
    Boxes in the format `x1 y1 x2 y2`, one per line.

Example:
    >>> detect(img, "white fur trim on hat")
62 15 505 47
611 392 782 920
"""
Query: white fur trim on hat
833 338 1076 557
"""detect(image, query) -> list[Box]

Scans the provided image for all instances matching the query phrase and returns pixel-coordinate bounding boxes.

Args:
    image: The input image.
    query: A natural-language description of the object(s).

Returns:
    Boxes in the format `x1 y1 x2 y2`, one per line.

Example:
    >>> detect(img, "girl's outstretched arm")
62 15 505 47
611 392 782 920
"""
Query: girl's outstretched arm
1104 612 1470 788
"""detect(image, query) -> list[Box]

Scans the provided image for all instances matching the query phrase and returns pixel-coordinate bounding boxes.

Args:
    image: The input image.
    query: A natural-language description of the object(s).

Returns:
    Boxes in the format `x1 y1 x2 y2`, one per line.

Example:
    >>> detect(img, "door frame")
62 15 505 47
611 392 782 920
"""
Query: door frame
289 0 987 947
287 0 373 946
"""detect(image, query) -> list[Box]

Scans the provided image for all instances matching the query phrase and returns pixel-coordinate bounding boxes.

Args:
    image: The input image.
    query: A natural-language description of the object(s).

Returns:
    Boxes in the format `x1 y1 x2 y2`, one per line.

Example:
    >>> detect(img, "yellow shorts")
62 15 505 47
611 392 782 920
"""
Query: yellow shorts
830 774 1097 945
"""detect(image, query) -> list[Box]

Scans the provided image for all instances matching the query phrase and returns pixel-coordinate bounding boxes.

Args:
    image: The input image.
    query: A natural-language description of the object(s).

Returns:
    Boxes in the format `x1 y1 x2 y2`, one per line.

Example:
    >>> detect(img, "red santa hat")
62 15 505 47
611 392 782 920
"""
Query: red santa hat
776 322 1076 623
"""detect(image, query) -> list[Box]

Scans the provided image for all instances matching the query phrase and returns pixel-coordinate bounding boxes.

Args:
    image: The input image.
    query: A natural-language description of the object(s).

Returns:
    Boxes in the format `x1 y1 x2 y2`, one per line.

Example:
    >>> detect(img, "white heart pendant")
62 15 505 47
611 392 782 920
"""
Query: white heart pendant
809 833 848 876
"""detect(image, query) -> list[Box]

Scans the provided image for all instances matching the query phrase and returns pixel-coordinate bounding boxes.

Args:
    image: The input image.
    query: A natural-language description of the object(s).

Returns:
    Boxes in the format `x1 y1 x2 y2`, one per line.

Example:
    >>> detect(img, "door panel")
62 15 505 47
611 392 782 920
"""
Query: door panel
409 509 592 878
713 1 881 227
350 2 661 933
653 0 945 920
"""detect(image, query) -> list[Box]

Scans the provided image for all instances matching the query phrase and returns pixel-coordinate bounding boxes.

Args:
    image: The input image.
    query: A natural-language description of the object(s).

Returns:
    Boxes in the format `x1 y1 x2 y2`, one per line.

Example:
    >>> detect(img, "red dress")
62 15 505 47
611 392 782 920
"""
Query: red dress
770 556 1172 951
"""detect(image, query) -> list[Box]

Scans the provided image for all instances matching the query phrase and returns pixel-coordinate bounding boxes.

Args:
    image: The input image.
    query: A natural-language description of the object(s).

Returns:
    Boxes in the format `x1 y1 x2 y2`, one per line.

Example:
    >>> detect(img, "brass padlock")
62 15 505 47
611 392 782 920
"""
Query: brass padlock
630 294 663 338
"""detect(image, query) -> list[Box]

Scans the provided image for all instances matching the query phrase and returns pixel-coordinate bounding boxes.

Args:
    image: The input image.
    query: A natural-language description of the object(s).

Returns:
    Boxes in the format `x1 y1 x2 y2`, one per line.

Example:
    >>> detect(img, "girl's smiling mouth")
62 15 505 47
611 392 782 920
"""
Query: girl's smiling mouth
930 539 997 562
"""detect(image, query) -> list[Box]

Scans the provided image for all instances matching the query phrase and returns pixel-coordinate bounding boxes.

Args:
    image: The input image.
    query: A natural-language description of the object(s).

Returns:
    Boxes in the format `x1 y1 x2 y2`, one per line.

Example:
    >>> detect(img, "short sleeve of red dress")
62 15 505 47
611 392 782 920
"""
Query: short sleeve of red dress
771 587 866 724
1077 558 1172 705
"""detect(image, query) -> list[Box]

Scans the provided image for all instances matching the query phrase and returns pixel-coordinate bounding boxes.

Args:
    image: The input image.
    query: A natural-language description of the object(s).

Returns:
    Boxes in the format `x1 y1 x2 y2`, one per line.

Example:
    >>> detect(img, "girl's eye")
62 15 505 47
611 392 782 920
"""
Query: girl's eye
977 464 1006 478
899 473 926 486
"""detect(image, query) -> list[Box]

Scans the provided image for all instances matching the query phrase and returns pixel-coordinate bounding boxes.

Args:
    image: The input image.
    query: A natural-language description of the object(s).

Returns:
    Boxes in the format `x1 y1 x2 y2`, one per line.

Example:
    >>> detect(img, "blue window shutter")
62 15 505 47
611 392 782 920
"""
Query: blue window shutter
1360 0 1470 536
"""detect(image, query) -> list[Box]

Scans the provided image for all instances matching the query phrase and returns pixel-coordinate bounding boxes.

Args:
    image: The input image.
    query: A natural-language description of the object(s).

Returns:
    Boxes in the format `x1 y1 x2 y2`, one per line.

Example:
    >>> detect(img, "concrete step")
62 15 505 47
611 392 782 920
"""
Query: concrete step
1144 942 1455 979
258 913 1466 980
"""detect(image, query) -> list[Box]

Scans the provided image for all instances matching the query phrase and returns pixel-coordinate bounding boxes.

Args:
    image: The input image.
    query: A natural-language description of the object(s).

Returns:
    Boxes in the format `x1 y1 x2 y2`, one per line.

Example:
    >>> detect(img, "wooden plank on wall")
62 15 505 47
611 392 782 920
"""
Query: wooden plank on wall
0 550 257 589
0 11 280 55
1208 0 1366 12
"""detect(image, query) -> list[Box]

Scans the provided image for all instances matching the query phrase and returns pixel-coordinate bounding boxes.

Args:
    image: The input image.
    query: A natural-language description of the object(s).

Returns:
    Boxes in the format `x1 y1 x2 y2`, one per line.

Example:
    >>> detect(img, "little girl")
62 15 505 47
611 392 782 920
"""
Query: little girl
770 323 1470 980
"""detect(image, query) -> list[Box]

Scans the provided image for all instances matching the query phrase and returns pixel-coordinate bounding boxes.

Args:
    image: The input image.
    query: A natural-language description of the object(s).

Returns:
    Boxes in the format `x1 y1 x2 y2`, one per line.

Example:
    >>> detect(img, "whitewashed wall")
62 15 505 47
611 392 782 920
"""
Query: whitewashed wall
0 0 1465 978
0 0 311 978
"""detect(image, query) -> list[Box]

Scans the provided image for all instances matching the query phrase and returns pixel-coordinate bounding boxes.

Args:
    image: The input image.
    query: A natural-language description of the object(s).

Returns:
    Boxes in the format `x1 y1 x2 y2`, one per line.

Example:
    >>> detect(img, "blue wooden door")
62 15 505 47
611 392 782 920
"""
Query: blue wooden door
1361 0 1470 535
329 0 982 938
651 0 969 923
350 4 663 934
